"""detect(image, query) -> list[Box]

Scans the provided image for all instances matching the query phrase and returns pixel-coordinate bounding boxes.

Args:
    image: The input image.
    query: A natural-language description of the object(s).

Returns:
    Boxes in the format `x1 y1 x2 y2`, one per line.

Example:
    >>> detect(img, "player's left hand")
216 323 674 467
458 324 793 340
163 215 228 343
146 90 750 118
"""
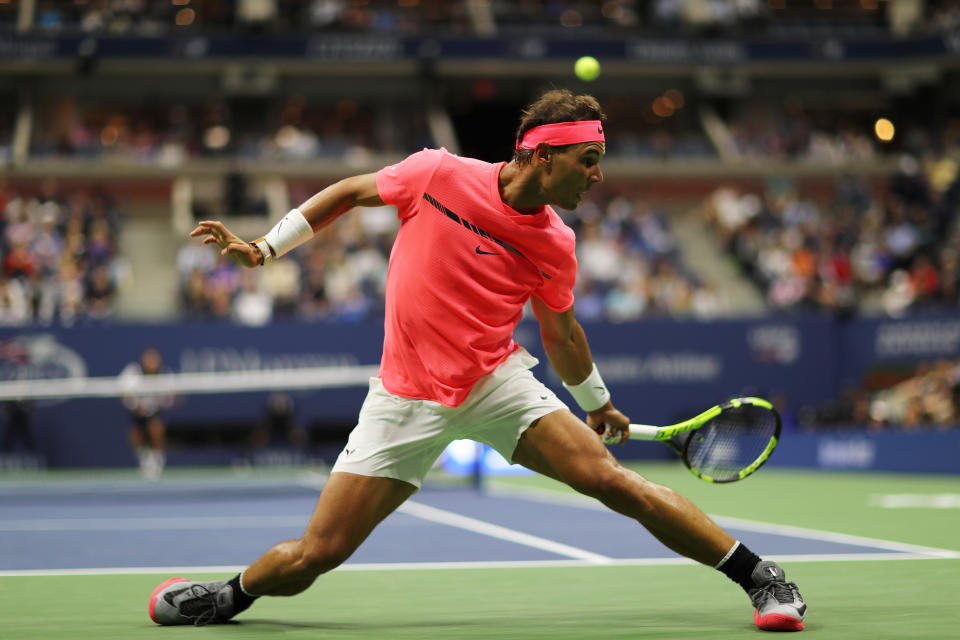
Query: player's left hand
586 403 630 445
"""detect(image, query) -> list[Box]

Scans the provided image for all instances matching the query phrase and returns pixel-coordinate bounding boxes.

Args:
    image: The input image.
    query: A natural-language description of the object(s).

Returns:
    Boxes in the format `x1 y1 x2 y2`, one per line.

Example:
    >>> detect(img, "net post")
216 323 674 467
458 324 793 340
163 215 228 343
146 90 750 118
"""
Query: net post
471 442 484 490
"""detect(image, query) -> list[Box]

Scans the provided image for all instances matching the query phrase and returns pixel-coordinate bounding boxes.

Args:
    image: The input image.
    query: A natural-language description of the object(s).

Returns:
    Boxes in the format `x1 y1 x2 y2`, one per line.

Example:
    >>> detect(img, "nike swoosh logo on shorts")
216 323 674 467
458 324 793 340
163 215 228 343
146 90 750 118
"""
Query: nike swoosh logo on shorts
475 246 498 255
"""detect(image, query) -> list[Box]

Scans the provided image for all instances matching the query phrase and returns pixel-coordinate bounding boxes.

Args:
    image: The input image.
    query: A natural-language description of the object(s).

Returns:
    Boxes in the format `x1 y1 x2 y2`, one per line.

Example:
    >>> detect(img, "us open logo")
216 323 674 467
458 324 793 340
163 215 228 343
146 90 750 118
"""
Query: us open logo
0 334 88 405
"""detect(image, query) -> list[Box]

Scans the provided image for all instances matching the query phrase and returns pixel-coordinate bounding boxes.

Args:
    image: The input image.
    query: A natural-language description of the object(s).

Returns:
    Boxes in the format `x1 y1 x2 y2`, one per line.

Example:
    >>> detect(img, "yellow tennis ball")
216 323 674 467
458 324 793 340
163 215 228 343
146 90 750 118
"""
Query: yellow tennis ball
574 56 600 82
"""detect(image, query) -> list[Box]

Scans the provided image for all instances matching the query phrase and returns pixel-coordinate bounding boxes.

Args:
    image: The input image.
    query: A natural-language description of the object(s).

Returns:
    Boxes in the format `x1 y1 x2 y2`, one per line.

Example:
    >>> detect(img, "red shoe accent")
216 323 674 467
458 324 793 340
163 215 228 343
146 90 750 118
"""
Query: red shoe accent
754 609 805 631
148 577 188 623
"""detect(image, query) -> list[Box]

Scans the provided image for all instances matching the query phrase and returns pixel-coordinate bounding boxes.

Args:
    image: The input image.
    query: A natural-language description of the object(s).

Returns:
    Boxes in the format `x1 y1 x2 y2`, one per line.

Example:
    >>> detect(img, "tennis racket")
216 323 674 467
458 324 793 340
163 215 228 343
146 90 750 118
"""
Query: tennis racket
602 397 781 483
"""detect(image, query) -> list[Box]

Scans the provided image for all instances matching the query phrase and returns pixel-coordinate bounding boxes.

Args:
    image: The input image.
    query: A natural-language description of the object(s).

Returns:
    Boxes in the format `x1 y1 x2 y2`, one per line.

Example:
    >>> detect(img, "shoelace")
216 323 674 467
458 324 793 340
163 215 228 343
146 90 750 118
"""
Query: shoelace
169 585 219 626
751 580 799 609
770 581 799 604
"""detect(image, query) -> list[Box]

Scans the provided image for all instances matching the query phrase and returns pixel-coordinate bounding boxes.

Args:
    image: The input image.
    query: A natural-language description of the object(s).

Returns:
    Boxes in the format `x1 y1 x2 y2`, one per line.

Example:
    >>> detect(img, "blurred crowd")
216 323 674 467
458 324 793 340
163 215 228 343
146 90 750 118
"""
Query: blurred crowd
0 179 126 325
802 357 960 430
722 102 882 165
23 93 930 167
867 358 960 429
176 181 724 325
30 96 432 166
5 0 473 34
26 93 714 166
2 0 956 37
564 189 726 321
177 192 394 324
21 84 952 168
704 147 960 315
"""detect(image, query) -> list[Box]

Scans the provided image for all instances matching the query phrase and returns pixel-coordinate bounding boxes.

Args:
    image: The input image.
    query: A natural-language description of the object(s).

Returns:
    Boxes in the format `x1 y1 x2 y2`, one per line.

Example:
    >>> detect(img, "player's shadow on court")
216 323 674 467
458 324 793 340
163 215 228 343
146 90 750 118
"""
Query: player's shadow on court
231 611 752 634
236 618 492 632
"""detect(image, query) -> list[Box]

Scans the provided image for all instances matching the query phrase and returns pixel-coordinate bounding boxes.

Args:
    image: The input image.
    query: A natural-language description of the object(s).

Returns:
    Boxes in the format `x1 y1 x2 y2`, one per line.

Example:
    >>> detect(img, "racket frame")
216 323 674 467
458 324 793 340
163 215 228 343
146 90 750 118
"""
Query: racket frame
626 397 780 483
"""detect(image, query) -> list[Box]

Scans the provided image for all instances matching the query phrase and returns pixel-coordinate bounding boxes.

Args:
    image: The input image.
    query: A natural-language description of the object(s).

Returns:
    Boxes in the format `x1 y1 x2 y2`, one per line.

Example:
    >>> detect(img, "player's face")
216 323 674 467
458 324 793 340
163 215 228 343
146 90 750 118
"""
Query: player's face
141 349 161 373
546 142 605 210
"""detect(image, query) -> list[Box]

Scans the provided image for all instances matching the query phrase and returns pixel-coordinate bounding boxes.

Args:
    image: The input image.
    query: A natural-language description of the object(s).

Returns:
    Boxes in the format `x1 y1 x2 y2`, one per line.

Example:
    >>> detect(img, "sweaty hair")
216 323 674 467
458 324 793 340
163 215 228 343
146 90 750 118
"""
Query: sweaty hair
513 89 606 164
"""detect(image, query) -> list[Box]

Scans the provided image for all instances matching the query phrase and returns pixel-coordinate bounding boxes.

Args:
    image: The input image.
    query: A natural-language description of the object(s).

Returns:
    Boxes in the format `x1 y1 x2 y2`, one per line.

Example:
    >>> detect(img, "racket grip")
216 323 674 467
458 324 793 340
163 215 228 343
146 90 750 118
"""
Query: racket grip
627 424 661 441
599 424 621 445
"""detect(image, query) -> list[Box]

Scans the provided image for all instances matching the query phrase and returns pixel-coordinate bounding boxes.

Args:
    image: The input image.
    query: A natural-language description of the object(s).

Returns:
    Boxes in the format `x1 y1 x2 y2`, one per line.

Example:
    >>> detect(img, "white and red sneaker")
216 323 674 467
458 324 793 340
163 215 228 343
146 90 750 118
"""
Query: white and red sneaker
749 561 807 631
149 577 235 626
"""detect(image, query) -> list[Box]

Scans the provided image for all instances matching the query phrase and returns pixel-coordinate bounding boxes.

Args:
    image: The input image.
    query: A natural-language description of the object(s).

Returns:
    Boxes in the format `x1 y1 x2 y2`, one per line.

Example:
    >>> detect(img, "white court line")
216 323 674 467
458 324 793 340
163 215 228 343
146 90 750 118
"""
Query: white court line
709 515 960 559
486 482 960 559
2 552 957 577
0 516 308 532
398 500 613 564
869 493 960 509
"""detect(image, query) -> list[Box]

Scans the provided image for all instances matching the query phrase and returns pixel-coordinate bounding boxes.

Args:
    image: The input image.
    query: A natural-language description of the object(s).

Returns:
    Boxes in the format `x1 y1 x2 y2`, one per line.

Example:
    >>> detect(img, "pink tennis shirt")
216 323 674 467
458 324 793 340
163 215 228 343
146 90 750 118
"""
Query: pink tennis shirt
375 148 578 407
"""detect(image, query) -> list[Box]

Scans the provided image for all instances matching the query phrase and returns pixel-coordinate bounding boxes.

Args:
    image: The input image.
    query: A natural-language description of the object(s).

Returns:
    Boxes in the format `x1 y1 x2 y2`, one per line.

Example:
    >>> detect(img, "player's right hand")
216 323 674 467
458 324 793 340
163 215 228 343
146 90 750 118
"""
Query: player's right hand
587 404 630 445
190 220 260 268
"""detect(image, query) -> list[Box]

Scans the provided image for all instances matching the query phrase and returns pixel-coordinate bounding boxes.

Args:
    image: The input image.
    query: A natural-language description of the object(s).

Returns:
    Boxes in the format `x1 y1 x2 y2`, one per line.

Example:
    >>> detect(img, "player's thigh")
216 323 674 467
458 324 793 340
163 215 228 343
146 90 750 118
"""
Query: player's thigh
302 471 417 553
512 408 619 488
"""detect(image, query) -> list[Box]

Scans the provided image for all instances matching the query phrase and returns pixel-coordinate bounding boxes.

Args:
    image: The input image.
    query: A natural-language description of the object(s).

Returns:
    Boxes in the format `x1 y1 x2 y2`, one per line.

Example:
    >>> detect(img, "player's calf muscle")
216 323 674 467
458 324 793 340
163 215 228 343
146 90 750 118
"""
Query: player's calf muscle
293 538 354 576
245 538 347 596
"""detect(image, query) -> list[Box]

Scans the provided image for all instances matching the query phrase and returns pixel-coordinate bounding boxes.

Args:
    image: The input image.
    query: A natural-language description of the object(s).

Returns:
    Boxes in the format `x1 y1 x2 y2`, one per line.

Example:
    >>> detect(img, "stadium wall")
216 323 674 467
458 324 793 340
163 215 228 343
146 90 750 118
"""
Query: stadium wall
1 313 959 472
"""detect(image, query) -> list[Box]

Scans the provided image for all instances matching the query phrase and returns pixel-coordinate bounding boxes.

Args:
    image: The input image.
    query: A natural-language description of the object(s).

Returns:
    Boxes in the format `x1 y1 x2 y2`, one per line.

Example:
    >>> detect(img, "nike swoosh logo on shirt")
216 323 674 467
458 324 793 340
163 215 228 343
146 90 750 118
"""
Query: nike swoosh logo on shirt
422 193 552 280
475 246 498 255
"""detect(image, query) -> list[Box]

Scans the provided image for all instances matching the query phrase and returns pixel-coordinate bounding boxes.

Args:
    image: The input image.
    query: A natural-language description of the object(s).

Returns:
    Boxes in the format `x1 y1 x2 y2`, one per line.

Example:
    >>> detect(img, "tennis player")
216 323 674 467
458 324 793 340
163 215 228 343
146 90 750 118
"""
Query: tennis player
150 90 807 632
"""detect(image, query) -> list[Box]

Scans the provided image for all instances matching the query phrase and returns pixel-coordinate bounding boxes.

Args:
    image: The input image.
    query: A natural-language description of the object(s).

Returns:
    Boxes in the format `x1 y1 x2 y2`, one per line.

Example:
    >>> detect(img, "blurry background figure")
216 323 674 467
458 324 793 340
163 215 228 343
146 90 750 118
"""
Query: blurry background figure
0 399 40 470
0 399 36 451
120 347 174 479
247 392 307 465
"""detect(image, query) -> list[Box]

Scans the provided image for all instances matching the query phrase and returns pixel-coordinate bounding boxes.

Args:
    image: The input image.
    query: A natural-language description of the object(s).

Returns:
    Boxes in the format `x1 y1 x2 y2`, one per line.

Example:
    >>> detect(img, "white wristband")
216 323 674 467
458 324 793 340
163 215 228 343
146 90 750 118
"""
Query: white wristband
261 208 313 261
562 363 611 412
253 238 273 266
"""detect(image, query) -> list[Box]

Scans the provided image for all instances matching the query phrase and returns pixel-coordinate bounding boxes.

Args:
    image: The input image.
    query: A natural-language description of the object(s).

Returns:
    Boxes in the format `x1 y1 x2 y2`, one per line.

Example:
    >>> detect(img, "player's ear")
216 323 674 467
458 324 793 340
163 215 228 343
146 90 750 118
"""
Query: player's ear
534 143 552 171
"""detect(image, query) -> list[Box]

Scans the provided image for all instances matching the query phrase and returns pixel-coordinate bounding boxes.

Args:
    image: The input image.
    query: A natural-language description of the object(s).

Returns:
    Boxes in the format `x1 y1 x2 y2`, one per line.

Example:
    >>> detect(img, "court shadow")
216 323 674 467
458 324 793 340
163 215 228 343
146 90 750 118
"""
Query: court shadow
236 618 492 632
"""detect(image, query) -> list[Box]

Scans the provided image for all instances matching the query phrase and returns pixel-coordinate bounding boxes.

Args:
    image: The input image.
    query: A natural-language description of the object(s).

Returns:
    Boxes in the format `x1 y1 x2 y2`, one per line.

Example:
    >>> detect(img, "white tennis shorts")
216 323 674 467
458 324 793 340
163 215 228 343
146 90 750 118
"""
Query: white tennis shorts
331 347 568 488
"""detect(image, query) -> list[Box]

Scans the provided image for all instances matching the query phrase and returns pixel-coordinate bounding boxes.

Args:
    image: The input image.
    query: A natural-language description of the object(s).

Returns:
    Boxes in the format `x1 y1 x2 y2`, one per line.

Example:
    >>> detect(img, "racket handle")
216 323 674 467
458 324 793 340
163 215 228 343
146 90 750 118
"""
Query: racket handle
627 424 661 441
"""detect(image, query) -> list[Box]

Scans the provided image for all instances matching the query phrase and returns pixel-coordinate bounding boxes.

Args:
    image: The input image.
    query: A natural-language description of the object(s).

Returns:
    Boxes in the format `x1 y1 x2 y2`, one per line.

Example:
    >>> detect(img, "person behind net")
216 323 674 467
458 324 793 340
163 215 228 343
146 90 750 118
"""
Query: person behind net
120 347 173 480
150 90 807 632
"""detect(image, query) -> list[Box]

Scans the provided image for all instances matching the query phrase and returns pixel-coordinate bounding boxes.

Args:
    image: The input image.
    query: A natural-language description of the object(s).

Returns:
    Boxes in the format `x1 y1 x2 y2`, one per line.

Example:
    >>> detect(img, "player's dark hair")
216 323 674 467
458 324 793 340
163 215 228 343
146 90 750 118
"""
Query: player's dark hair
513 89 606 165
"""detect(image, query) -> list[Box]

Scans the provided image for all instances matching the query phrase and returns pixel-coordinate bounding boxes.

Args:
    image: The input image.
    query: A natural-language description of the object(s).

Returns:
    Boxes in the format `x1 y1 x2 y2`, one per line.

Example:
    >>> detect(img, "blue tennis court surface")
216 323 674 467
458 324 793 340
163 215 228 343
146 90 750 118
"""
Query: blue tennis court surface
0 474 945 573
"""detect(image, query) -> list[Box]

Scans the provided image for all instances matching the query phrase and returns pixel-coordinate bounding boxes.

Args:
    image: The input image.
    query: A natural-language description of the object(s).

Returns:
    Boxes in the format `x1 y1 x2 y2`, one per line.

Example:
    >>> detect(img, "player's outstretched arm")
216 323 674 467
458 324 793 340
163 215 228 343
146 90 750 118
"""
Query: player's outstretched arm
531 297 630 443
190 173 384 267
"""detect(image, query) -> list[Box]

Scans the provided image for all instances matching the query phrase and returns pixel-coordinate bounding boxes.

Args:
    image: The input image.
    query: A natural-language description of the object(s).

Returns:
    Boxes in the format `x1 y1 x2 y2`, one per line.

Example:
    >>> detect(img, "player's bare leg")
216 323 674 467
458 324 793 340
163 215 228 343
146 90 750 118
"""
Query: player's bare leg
149 472 416 625
512 408 734 564
512 409 807 631
242 472 417 595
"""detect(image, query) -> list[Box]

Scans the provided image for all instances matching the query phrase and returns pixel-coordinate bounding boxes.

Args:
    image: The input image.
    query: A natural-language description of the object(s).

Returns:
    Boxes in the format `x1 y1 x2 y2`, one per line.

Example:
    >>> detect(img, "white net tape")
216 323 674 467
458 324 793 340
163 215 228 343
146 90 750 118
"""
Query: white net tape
0 366 380 401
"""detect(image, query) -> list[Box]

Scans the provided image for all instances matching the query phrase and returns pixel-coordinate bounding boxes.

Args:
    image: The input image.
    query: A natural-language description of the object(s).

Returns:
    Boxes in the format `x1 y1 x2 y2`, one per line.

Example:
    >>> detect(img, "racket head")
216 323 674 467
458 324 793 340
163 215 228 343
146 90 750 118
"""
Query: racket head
680 397 781 483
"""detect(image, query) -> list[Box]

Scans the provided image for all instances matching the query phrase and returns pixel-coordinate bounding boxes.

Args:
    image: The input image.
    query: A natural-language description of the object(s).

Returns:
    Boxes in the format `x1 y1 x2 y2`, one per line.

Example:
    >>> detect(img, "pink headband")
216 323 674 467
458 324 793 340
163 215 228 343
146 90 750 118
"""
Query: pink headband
515 120 605 150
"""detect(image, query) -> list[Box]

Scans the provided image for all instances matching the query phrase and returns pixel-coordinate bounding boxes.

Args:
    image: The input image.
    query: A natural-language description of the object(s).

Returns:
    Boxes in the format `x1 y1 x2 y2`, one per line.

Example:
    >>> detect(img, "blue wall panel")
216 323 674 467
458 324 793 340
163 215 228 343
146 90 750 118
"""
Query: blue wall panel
1 313 958 471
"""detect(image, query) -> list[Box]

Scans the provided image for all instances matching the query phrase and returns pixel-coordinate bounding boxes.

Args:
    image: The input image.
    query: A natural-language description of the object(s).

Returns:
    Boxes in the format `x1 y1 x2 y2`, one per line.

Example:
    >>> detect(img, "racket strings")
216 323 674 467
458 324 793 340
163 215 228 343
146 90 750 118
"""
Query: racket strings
684 406 778 481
